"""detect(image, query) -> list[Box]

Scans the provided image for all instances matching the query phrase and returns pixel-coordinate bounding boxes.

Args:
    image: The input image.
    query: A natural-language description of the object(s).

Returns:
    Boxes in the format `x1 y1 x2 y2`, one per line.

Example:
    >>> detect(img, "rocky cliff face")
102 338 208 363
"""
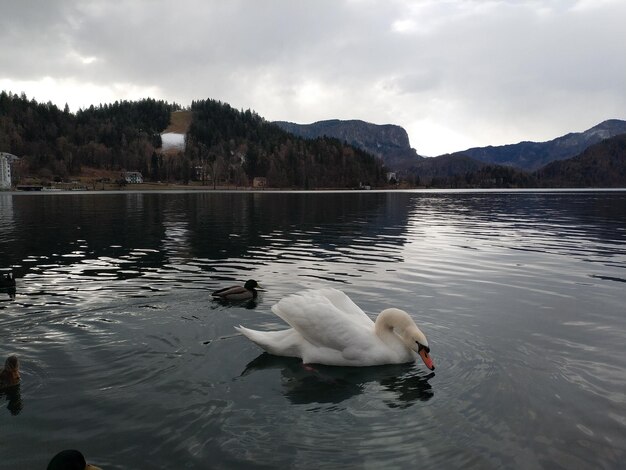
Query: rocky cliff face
274 119 423 170
451 119 626 171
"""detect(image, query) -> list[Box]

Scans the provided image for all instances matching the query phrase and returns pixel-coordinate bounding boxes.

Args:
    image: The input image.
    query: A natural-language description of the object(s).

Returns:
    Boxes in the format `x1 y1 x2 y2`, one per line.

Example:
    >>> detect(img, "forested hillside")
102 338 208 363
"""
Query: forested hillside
3 91 622 189
535 133 626 187
409 162 537 188
0 92 386 188
0 91 177 181
407 134 626 188
185 99 387 188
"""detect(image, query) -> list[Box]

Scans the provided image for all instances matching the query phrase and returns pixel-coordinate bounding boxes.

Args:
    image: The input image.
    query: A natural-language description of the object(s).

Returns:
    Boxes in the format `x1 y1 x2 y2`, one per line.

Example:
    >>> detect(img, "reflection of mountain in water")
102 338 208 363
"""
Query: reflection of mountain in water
2 192 414 281
3 191 625 284
242 353 434 408
4 193 169 279
183 192 413 262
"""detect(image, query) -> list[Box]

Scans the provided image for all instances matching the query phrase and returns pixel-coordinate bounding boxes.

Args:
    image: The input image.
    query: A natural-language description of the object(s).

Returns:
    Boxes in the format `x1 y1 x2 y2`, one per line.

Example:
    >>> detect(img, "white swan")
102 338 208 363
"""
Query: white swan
235 288 435 369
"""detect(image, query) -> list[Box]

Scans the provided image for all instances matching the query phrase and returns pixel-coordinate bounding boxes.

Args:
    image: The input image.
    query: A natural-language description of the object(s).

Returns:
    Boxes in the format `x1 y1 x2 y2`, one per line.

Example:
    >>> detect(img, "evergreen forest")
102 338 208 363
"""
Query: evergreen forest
3 90 624 189
0 92 387 188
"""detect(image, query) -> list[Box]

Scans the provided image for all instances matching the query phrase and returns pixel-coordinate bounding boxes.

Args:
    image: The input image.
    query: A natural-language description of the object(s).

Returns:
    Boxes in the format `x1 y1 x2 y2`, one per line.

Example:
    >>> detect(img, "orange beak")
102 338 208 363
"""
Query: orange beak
419 349 435 370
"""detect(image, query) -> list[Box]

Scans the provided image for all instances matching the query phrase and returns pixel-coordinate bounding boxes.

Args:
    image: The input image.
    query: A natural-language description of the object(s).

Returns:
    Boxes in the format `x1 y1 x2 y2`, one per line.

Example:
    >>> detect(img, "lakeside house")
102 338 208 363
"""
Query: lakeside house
123 171 144 184
0 152 19 190
253 177 267 188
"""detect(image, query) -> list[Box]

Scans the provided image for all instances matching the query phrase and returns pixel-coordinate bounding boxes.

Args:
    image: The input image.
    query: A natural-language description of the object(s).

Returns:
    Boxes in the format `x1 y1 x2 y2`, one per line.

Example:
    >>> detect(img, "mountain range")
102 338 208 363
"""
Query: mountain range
450 119 626 171
535 133 626 187
274 119 423 170
275 118 626 187
2 88 625 188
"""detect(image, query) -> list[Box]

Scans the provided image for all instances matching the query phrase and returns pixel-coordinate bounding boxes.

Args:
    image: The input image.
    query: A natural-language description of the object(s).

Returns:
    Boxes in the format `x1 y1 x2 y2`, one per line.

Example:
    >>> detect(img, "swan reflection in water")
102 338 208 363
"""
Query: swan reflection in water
242 353 435 408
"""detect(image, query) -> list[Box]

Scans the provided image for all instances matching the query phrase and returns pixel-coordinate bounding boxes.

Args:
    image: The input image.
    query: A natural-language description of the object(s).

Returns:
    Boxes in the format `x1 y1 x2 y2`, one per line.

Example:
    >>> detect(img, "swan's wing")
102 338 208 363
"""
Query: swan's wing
271 289 374 353
316 288 374 327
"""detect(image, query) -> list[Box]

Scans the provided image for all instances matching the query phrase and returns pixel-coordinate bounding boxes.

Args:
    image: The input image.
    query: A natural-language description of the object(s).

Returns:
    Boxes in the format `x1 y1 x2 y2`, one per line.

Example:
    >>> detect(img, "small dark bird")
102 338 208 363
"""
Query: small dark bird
47 449 102 470
212 279 262 301
0 355 20 388
0 273 15 288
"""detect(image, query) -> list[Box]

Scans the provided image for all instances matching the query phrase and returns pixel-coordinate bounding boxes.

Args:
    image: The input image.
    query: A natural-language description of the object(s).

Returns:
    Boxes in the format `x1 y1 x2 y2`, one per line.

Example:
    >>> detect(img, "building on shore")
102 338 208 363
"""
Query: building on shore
253 177 267 188
123 171 144 184
0 152 18 190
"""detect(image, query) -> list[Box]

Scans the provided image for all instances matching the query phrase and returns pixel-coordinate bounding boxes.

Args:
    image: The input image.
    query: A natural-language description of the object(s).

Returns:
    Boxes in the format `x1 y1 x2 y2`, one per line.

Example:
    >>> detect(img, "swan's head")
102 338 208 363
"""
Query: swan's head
403 326 434 371
412 338 434 371
379 308 435 371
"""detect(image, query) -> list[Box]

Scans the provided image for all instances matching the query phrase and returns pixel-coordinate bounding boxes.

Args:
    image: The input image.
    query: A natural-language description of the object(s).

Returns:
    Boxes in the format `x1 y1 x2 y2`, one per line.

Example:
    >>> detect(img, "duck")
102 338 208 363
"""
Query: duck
0 273 15 288
212 279 262 301
47 449 102 470
236 288 435 369
0 355 20 388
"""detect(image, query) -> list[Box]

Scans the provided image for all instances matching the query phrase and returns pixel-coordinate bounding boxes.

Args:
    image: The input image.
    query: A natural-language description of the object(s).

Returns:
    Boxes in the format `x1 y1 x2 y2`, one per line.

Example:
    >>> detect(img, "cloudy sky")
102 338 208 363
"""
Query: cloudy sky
1 0 624 156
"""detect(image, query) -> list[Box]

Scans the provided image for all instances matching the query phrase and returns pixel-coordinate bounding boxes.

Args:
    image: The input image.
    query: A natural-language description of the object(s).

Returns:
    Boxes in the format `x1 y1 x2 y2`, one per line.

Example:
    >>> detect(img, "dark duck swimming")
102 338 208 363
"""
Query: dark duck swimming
212 279 262 301
0 273 15 288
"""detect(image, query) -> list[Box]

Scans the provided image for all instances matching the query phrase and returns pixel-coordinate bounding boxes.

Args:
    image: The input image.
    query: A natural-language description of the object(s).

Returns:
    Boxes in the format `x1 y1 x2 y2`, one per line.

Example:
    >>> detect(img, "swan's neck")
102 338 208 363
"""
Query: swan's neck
374 308 422 349
375 308 412 331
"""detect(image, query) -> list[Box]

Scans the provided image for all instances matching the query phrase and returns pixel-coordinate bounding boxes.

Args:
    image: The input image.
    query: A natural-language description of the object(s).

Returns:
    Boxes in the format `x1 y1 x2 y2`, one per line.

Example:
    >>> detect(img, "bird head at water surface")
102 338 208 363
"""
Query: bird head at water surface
414 340 434 371
0 354 21 388
407 326 434 370
0 271 17 300
244 279 261 290
47 449 102 470
384 308 435 371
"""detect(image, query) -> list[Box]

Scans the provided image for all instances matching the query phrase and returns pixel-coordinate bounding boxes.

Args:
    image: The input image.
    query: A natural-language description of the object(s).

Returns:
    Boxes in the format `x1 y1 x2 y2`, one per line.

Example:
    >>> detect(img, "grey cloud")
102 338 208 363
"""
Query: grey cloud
0 0 624 155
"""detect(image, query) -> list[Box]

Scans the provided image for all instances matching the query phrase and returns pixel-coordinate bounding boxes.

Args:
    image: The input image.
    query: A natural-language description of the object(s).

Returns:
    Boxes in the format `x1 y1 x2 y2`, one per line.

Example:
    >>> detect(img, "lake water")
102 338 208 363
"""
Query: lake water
1 190 625 469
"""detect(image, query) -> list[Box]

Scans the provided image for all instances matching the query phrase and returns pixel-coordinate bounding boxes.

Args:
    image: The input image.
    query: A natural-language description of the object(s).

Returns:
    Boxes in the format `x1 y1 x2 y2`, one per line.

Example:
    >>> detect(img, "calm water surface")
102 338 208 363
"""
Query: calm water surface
1 190 625 469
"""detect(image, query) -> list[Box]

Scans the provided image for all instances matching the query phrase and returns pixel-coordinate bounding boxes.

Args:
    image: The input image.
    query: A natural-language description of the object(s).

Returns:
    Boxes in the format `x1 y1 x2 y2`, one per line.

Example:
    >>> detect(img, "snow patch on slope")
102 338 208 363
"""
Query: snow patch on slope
161 132 185 151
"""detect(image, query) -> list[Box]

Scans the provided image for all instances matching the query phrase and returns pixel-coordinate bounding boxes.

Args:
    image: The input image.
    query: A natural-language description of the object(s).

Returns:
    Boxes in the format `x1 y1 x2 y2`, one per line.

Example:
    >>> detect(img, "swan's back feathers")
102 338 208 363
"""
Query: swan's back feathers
272 288 372 326
317 288 373 325
271 288 375 355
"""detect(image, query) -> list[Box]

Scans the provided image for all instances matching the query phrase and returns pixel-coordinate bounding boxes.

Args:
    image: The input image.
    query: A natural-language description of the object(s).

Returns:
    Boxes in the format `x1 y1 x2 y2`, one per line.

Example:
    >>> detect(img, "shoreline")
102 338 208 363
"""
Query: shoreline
3 186 626 195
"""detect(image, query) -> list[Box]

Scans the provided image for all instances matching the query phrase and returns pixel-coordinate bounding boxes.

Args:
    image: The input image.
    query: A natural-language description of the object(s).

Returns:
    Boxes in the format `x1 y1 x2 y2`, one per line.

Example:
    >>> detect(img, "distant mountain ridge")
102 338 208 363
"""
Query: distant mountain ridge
274 119 423 170
407 132 626 188
3 88 624 189
450 119 626 171
535 133 626 187
275 118 626 176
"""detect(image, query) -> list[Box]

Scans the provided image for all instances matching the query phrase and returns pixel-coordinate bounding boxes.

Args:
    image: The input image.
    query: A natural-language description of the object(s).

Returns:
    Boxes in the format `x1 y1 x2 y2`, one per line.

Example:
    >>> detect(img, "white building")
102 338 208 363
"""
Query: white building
123 171 144 184
0 152 17 190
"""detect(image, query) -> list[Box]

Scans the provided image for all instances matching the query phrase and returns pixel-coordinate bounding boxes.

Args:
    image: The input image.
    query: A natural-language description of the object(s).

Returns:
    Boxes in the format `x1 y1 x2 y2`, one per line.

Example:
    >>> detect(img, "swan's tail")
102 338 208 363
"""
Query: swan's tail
235 325 302 358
